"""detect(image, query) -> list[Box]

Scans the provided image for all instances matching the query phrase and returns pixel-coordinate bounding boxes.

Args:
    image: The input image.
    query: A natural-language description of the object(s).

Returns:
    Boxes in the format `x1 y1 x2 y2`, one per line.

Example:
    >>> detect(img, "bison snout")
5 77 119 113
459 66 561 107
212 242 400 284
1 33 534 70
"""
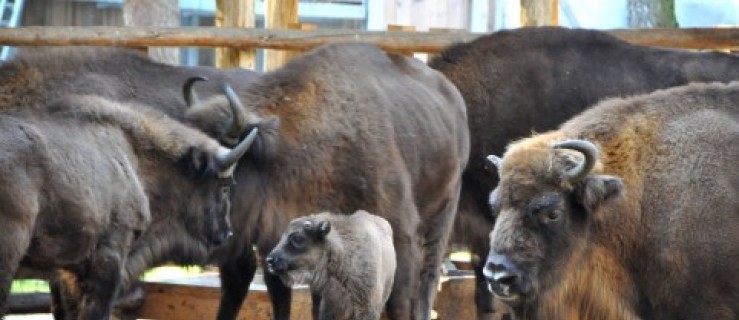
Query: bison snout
265 253 286 273
484 253 528 302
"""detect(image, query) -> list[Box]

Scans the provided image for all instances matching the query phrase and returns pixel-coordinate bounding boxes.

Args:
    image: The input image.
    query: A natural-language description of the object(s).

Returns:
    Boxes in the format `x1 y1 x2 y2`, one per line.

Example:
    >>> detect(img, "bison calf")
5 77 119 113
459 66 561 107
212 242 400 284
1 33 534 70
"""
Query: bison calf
266 211 396 320
0 94 255 319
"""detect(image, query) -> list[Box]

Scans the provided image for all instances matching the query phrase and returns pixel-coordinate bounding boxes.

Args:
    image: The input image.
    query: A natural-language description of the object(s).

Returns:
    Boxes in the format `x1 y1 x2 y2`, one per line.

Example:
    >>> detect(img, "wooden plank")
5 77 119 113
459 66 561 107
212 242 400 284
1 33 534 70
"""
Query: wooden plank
520 0 556 27
0 27 738 52
215 0 256 69
388 24 416 56
264 0 298 71
134 272 476 320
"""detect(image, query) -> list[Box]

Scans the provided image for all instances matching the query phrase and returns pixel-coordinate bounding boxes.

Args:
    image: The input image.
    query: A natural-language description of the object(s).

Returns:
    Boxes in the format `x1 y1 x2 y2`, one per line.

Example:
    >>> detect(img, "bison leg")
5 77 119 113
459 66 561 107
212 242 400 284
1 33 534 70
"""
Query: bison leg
215 245 258 320
419 189 462 320
263 269 293 320
385 230 421 320
77 232 129 320
0 209 35 316
472 243 498 320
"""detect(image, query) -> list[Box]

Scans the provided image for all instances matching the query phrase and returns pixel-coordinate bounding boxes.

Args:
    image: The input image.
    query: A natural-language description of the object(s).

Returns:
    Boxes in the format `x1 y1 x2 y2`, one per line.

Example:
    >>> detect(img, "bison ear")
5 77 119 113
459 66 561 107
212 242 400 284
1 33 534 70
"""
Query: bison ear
575 175 623 213
304 220 331 239
179 147 218 180
247 116 281 163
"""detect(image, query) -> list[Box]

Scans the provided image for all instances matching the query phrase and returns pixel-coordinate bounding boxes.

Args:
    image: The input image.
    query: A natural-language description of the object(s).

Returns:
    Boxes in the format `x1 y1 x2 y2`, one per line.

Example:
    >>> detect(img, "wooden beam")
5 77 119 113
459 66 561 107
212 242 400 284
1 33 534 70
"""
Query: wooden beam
215 0 256 69
264 0 298 71
520 0 556 27
0 27 738 52
388 24 416 56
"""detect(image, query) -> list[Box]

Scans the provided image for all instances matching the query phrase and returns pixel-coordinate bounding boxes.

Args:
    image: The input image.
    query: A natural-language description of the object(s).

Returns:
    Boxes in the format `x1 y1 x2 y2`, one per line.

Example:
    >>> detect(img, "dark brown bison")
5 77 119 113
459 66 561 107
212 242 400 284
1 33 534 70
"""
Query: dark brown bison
427 26 739 319
0 48 260 317
266 210 396 320
484 81 739 319
189 43 469 320
0 94 255 319
0 47 260 145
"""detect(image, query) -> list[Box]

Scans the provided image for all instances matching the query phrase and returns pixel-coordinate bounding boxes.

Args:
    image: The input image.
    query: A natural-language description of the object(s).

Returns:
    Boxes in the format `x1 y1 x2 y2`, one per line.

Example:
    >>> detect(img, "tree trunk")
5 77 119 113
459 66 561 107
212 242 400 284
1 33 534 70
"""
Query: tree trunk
627 0 678 28
123 0 180 65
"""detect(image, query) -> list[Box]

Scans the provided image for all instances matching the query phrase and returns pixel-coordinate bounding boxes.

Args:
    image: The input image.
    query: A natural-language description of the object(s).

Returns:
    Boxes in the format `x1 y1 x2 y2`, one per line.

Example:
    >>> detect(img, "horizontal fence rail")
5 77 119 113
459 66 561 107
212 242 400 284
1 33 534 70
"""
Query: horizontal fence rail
0 27 738 53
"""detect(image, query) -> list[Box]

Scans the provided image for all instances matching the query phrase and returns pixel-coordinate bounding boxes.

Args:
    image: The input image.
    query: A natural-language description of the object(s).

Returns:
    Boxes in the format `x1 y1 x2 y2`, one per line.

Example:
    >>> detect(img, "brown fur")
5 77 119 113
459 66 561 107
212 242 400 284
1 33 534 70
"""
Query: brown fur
485 81 739 319
203 43 469 320
0 47 260 143
0 95 243 319
428 27 739 318
267 211 396 320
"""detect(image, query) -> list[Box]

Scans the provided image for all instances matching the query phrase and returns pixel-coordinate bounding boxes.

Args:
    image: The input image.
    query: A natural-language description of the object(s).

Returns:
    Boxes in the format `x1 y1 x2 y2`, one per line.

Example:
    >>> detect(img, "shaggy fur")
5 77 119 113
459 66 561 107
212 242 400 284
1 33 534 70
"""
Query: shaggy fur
267 211 396 320
1 44 468 320
0 47 260 318
427 26 739 319
485 81 739 319
0 95 244 319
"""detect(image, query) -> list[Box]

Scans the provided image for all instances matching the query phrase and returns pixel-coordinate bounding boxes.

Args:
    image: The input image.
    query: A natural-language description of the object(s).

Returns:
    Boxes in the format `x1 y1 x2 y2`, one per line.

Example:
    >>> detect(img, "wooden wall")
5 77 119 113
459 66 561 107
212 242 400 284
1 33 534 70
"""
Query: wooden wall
383 0 472 31
22 0 123 26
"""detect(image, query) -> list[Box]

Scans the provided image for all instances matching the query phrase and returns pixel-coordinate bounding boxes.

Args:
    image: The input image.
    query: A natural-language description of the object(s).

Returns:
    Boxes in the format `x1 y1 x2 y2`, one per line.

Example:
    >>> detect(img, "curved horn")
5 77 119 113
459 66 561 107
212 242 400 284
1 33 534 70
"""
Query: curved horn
223 84 249 140
216 127 259 171
183 76 209 107
486 155 503 170
552 140 599 181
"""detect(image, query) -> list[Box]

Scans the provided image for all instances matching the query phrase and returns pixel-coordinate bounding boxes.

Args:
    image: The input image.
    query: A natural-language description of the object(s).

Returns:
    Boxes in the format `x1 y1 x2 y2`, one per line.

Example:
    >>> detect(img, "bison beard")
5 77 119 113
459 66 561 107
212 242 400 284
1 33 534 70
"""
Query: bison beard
427 26 739 319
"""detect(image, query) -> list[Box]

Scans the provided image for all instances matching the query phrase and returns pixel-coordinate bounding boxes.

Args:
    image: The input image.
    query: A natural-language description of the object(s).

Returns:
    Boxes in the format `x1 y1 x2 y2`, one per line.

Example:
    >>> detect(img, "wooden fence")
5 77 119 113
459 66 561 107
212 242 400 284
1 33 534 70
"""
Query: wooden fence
1 26 739 53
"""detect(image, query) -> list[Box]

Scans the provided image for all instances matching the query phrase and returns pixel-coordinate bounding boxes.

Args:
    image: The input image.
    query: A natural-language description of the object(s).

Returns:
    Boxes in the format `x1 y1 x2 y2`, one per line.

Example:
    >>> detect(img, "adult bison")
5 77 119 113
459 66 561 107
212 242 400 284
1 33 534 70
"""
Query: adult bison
0 94 256 319
484 81 738 319
0 48 260 316
427 26 739 318
190 43 469 320
0 47 260 145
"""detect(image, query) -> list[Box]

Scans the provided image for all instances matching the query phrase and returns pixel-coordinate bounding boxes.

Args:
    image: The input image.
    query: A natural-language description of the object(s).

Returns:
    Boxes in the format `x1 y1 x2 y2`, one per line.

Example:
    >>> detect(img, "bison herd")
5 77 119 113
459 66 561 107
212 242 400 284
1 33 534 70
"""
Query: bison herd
0 26 736 320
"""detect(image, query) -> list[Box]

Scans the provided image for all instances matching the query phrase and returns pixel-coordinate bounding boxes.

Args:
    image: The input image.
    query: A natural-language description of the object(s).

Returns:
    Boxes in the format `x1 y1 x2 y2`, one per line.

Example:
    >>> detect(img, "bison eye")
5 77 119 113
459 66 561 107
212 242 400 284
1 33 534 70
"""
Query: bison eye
289 234 306 249
540 210 562 223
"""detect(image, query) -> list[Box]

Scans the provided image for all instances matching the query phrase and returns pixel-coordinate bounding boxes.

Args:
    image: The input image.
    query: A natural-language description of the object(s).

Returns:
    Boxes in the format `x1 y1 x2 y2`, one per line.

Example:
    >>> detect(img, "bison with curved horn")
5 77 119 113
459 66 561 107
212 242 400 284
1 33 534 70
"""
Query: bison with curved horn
484 81 738 319
0 92 256 319
427 26 739 319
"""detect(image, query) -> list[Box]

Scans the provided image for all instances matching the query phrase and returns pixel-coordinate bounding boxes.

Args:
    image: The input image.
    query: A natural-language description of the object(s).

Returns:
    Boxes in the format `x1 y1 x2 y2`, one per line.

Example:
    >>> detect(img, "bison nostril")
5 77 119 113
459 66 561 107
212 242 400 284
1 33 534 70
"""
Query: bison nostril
493 271 519 286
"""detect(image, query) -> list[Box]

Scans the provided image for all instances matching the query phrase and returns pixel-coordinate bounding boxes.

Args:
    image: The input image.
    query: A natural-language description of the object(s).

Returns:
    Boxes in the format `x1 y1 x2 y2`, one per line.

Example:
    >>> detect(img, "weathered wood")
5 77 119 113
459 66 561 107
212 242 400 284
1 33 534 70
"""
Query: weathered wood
122 0 180 64
215 0 256 69
388 24 416 56
520 0 557 27
133 273 475 320
264 0 298 71
0 27 738 52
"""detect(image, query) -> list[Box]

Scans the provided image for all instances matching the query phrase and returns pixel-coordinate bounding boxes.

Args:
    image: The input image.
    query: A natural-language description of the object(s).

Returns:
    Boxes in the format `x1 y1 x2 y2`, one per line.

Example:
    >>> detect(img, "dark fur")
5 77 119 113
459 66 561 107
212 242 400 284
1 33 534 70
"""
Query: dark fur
427 26 739 319
0 95 241 319
485 81 739 319
204 43 469 320
1 44 469 320
0 48 260 318
266 211 396 320
0 47 260 144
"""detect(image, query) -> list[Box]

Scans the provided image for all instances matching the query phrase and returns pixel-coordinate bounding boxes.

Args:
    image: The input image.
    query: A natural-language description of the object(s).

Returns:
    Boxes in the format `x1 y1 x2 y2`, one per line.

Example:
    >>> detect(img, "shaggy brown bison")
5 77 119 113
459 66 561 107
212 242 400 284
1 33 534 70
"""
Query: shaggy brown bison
484 81 738 319
427 26 739 319
266 210 396 320
191 43 469 320
0 48 259 318
0 94 256 319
